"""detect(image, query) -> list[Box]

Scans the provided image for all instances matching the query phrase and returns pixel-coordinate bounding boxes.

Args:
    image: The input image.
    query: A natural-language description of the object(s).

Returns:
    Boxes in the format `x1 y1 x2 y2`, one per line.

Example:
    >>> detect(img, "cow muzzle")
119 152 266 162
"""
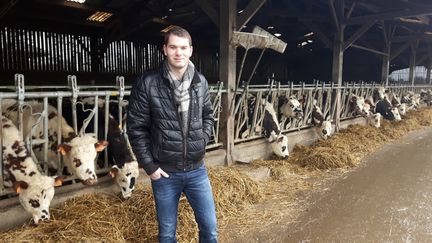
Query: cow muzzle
82 178 97 185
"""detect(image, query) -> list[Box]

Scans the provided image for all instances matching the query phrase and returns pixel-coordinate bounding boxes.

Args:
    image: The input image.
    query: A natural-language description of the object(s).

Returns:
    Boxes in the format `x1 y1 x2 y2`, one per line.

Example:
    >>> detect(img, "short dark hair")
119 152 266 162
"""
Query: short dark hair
164 26 192 46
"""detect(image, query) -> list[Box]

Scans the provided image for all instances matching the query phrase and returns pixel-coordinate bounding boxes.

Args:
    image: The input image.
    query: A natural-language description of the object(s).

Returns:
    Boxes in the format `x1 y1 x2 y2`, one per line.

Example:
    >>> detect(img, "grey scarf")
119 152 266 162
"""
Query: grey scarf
163 60 195 136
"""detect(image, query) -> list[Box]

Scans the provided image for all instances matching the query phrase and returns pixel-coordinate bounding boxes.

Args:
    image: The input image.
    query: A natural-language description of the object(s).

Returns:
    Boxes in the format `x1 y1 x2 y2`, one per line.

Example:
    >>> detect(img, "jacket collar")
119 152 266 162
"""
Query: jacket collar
160 65 201 88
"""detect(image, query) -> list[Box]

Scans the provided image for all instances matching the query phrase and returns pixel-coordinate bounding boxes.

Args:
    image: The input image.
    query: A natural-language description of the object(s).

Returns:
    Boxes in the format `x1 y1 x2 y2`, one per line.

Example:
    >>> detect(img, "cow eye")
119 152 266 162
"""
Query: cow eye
122 179 126 183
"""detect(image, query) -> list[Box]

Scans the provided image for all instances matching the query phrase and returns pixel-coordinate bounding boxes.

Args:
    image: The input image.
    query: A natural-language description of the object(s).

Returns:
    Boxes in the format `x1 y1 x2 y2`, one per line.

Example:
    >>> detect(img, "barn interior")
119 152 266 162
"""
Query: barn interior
1 0 432 85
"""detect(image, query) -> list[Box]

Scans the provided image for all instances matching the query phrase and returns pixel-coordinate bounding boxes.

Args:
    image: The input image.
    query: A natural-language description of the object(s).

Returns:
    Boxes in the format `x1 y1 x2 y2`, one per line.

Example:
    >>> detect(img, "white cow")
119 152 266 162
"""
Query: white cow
279 96 304 120
1 116 63 224
2 99 107 185
366 113 382 128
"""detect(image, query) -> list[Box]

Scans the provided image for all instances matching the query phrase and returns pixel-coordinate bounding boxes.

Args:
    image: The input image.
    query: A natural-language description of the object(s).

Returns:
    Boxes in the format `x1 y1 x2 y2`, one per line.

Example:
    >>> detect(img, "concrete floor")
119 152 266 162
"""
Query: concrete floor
285 128 432 242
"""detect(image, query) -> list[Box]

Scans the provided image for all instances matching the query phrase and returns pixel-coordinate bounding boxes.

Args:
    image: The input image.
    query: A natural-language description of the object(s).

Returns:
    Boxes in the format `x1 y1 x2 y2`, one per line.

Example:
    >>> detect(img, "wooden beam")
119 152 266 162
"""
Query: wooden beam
236 0 266 31
343 20 376 50
391 34 432 43
328 0 339 32
40 0 118 14
194 0 219 27
346 2 356 19
409 40 419 86
344 8 432 25
351 44 389 56
0 0 18 19
301 20 332 48
382 44 391 86
219 0 236 165
390 41 411 61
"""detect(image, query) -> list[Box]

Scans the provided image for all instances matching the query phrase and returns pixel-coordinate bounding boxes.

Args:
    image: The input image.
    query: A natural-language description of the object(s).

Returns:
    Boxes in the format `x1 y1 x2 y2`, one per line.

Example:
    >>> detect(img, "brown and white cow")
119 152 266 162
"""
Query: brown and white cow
1 116 63 224
311 102 333 140
2 99 107 185
350 94 369 116
77 97 139 199
262 101 289 159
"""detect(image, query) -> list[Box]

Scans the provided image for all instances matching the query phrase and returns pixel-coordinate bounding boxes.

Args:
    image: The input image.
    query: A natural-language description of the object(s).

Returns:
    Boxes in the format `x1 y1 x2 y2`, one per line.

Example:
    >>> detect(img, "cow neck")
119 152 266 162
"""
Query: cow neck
63 132 78 143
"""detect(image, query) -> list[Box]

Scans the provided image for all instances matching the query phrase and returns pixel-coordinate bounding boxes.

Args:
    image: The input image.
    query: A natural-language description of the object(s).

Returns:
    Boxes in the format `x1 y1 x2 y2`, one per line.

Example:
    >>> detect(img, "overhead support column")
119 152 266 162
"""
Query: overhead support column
329 0 345 132
382 44 391 86
381 23 394 86
408 40 419 86
219 0 236 166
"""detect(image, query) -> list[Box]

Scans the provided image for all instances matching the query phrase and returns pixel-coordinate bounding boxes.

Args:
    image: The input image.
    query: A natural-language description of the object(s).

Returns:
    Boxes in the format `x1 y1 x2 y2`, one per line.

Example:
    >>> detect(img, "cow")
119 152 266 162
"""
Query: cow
1 99 107 185
349 94 369 116
372 86 386 102
375 98 402 121
279 96 304 120
420 89 432 106
1 115 63 224
262 101 289 159
366 113 382 128
311 102 333 140
60 98 139 199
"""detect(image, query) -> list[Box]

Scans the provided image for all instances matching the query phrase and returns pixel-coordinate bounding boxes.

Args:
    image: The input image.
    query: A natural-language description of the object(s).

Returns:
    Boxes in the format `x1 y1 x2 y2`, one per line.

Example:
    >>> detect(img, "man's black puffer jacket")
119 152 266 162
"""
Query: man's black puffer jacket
126 67 214 175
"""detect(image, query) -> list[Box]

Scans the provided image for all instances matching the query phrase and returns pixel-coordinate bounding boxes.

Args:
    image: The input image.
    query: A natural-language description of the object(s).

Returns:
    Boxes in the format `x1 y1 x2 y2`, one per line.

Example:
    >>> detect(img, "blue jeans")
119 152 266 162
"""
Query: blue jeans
151 164 217 243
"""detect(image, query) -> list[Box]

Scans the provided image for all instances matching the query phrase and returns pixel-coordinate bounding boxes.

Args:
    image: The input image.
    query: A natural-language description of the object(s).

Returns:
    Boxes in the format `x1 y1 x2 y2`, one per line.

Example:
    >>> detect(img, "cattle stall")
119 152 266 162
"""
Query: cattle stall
0 74 223 198
2 73 432 200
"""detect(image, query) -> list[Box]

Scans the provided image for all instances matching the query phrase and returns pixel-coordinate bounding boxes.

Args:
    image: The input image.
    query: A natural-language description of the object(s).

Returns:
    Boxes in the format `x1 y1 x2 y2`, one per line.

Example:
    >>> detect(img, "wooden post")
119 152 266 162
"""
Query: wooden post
382 43 391 86
427 63 432 85
331 0 345 132
409 40 419 86
219 0 236 166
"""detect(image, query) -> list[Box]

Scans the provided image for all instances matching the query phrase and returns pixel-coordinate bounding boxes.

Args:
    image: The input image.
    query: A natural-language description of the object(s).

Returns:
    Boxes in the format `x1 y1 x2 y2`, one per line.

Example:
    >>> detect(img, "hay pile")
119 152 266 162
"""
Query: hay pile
255 108 432 176
0 167 261 243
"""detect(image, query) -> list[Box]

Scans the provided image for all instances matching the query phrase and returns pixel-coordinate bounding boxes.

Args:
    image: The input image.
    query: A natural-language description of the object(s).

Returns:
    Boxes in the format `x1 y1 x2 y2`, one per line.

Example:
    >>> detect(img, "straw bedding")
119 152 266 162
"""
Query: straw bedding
254 108 432 176
0 167 262 243
1 108 432 242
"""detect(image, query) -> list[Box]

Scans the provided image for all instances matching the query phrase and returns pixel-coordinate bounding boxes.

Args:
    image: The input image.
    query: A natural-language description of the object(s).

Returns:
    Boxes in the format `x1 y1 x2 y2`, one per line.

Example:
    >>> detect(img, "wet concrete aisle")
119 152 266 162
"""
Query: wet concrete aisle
286 128 432 242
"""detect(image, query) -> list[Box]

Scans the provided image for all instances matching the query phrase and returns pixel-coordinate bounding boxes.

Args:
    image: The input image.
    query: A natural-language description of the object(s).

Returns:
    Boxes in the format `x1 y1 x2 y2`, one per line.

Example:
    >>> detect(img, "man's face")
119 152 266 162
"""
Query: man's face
163 35 193 70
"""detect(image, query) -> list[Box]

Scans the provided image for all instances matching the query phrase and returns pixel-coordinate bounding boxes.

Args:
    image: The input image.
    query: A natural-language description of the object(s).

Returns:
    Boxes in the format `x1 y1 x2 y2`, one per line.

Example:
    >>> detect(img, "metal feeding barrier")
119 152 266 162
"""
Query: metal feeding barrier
230 26 287 140
0 74 224 197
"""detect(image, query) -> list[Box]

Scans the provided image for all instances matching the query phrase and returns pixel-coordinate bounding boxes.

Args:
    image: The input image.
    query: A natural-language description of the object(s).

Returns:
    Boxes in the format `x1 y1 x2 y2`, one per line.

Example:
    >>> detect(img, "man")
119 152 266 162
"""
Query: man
127 26 217 243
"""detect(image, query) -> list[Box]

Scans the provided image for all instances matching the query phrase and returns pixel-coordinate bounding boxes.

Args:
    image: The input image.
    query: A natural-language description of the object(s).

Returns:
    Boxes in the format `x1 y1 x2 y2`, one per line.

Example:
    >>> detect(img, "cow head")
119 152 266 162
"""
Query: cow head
373 87 386 101
280 96 303 119
270 134 289 159
14 176 63 225
58 135 108 185
109 161 139 199
350 95 367 116
397 103 407 116
390 107 402 121
318 120 333 140
366 112 382 128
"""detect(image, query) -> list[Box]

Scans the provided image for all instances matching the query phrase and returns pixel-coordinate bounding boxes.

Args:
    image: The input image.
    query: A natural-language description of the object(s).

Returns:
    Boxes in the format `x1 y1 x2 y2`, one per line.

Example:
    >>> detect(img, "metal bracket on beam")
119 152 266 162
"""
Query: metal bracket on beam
14 73 25 139
68 75 79 133
116 76 125 131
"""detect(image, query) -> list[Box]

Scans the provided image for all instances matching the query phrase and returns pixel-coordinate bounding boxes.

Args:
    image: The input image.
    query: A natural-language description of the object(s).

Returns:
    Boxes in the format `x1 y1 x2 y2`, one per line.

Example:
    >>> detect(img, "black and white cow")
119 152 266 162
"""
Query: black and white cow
311 102 333 139
60 98 139 199
2 99 107 185
1 116 63 224
262 101 289 159
376 98 402 121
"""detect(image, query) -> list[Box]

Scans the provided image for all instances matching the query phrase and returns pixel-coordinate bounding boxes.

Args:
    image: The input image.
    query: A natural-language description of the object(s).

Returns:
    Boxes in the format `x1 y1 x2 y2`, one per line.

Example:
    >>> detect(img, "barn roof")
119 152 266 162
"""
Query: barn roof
2 0 432 83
